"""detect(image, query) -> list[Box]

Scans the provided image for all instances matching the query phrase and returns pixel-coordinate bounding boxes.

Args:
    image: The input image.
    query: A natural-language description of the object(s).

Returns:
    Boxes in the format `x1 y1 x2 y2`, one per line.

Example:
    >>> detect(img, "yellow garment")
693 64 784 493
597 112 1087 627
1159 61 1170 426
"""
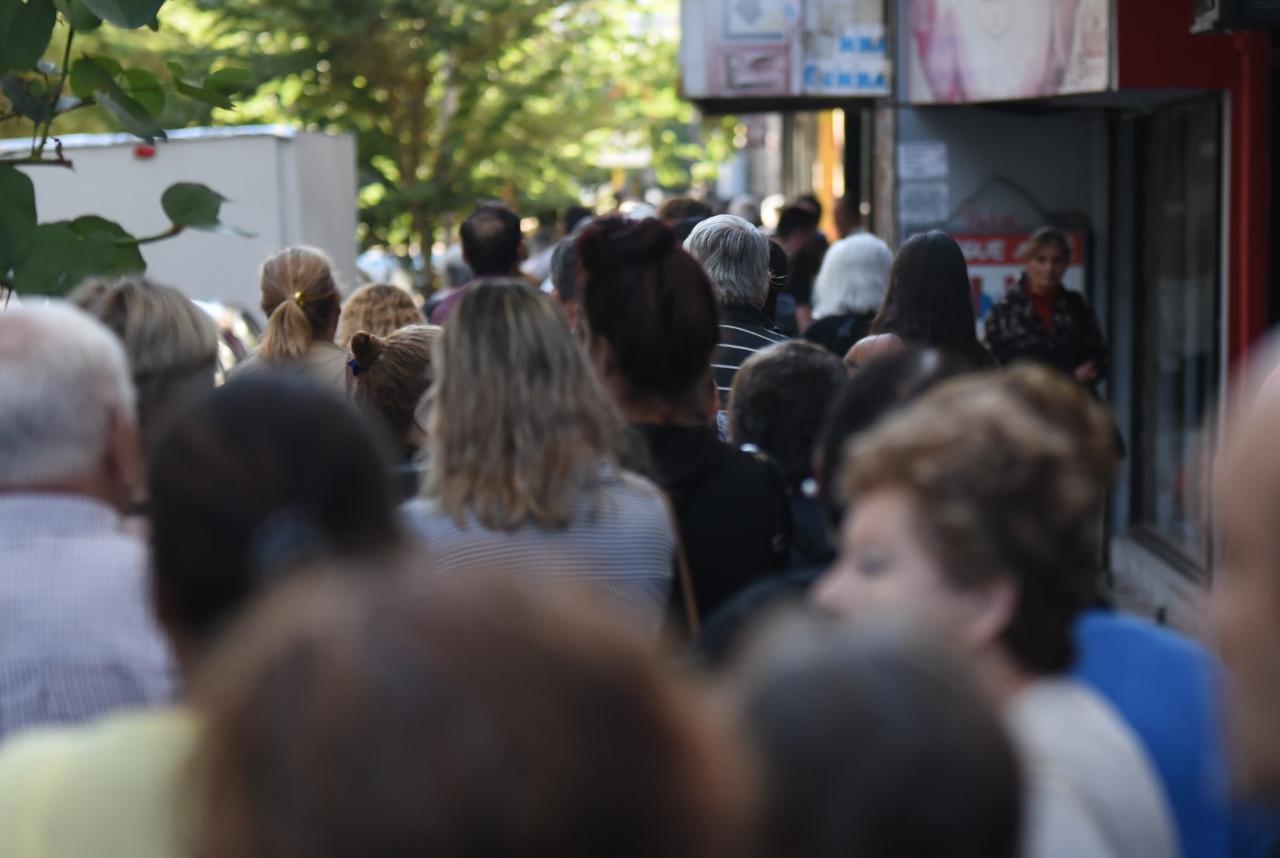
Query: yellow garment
0 708 197 858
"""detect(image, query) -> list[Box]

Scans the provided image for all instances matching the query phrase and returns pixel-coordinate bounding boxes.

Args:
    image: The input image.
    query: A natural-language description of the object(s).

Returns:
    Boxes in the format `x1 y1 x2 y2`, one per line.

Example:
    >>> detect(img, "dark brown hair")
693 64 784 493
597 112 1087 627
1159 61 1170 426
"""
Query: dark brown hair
349 324 439 447
577 217 720 402
728 616 1022 858
870 231 985 365
147 375 400 648
192 573 752 858
843 368 1115 674
729 341 846 489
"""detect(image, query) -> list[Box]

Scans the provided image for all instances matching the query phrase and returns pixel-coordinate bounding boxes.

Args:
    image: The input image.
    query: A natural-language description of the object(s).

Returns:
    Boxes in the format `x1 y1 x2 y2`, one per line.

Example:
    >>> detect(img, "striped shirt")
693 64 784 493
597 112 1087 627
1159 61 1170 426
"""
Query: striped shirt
401 466 676 640
0 495 175 741
712 305 789 407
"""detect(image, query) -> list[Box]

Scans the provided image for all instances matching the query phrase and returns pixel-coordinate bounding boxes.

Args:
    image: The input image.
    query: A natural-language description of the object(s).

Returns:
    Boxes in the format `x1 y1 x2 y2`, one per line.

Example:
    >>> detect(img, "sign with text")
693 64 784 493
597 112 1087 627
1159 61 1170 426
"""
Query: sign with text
955 231 1087 325
681 0 889 102
905 0 1111 104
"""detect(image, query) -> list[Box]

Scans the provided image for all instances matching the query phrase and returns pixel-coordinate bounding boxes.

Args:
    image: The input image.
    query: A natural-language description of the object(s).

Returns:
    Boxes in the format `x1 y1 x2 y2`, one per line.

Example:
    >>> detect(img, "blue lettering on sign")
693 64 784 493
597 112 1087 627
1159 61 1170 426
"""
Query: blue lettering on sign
861 36 886 53
839 36 855 52
803 64 819 85
837 72 854 87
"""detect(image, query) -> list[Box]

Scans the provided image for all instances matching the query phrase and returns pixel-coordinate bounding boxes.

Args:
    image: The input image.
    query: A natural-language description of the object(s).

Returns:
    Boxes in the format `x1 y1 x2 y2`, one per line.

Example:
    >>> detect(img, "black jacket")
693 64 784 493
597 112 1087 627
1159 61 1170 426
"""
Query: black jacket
983 283 1108 381
634 423 791 621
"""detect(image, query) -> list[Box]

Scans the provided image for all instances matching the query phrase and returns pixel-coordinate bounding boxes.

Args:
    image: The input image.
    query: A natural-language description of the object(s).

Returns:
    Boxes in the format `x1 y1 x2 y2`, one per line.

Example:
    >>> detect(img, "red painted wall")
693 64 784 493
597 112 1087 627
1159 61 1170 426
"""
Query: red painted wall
1118 0 1272 361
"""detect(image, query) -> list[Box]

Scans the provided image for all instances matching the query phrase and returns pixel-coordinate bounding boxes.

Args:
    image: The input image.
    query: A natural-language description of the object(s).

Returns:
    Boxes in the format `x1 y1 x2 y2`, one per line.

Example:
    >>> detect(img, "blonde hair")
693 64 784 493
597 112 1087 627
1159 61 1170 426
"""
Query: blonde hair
70 275 218 444
336 284 422 349
350 324 440 444
258 246 340 362
424 279 626 530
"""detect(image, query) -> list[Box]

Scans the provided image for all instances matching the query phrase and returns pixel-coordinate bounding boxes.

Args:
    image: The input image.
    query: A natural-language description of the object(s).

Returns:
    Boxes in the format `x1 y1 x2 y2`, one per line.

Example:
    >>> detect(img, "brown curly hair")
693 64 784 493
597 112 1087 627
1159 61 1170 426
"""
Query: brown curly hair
842 367 1118 674
349 324 440 446
336 283 422 349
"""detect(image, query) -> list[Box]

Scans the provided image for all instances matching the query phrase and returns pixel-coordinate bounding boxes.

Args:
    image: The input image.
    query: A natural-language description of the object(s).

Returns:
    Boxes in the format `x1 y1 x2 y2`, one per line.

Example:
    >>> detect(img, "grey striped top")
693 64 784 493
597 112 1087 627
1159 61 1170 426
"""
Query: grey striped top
401 466 676 640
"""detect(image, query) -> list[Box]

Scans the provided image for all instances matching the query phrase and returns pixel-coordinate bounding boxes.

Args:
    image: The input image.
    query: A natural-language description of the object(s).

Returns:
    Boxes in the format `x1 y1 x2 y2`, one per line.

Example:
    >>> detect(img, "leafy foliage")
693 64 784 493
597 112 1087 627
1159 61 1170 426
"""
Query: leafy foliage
0 0 248 296
188 0 732 251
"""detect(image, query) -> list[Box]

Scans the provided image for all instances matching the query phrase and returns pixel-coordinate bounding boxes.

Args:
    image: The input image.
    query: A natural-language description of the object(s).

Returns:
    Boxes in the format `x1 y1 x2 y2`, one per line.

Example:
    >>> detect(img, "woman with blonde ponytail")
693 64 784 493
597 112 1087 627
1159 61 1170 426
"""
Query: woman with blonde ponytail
229 246 348 392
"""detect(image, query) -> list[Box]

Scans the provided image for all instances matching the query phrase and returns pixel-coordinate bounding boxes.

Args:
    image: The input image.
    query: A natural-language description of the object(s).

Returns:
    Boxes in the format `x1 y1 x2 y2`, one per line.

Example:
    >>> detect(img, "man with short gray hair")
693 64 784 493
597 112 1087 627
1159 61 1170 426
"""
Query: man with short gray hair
685 214 788 408
0 303 172 738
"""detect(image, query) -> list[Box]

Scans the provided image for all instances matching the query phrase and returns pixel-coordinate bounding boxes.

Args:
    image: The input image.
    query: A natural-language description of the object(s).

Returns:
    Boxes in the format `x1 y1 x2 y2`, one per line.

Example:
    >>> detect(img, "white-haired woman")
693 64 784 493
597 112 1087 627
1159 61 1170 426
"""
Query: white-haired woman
402 279 677 640
803 233 893 358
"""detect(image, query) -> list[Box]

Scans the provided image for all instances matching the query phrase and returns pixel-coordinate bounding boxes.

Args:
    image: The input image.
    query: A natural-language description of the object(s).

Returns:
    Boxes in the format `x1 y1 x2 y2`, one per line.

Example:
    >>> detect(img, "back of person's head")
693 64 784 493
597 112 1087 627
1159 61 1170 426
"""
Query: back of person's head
795 194 823 218
147 375 400 655
834 195 862 236
258 246 341 362
775 205 820 241
816 347 967 526
730 341 846 489
562 205 593 236
0 303 138 505
550 236 580 303
842 370 1114 674
871 230 980 357
336 284 422 349
811 233 893 319
684 214 771 309
192 574 751 858
350 324 439 449
577 217 720 404
728 194 762 226
69 275 218 447
726 616 1022 858
460 204 523 276
658 196 713 225
425 279 624 530
443 244 472 290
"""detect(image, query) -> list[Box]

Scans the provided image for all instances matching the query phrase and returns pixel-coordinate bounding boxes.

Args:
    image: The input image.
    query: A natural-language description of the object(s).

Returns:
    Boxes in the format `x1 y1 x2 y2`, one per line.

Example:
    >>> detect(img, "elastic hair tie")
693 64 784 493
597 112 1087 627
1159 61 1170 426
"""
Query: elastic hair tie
293 290 306 308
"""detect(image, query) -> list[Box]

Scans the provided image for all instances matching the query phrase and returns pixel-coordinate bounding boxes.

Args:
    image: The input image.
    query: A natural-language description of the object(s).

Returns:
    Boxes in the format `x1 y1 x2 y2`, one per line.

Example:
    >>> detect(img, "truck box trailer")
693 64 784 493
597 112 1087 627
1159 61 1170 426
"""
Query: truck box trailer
3 125 358 321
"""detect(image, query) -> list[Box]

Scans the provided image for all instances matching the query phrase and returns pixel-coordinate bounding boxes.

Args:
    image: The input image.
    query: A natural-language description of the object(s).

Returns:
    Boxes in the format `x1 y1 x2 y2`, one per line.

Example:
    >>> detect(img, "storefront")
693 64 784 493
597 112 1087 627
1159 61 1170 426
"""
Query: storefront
888 0 1272 625
680 0 1274 625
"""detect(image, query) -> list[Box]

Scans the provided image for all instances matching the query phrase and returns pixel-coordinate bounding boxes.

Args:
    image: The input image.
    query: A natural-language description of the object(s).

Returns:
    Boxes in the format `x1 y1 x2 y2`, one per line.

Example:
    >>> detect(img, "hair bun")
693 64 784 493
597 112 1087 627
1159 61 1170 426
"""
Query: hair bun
577 217 676 274
349 331 385 370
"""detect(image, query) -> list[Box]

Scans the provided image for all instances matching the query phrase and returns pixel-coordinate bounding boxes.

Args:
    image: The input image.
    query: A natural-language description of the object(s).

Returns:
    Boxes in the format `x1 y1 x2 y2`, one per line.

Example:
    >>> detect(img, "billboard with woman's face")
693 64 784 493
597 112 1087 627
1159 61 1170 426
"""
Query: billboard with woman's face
905 0 1111 104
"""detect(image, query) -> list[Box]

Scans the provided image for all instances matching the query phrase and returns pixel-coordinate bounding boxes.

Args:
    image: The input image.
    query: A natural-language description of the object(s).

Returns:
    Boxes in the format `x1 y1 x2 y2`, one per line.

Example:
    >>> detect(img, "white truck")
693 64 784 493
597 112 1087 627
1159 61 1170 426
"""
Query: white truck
3 125 358 321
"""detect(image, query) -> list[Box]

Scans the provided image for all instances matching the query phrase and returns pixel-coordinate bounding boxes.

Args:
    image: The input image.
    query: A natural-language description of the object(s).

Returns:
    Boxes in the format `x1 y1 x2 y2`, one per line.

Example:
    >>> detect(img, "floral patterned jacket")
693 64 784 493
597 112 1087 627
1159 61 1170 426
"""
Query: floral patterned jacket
982 283 1109 382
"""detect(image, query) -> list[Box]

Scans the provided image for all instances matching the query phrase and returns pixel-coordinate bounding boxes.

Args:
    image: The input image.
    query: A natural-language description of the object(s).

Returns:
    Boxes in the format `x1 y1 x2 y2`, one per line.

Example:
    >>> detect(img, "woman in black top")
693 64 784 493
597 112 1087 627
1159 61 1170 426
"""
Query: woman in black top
853 230 996 371
576 217 791 625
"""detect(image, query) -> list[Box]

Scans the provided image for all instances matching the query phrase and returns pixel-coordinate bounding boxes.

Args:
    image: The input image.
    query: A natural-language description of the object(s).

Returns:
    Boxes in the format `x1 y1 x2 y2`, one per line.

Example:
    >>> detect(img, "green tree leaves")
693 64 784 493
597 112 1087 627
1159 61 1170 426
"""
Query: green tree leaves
70 55 165 141
0 0 252 297
79 0 163 29
3 0 58 73
161 182 224 228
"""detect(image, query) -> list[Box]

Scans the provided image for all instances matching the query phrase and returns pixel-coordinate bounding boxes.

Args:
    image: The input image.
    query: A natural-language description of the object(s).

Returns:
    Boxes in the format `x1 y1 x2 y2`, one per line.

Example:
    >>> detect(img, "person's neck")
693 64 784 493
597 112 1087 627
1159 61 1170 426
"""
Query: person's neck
1027 281 1060 298
973 646 1039 709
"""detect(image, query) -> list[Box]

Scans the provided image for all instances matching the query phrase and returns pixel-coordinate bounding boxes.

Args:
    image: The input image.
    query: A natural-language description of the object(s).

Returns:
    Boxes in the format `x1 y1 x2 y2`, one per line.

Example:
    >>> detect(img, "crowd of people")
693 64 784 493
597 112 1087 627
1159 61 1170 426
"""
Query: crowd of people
1 191 1279 858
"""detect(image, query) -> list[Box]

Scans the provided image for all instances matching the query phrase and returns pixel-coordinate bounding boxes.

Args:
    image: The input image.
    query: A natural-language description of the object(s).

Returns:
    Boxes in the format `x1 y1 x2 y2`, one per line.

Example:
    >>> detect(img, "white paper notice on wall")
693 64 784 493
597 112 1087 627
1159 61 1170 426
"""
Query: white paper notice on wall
898 180 951 225
898 142 949 181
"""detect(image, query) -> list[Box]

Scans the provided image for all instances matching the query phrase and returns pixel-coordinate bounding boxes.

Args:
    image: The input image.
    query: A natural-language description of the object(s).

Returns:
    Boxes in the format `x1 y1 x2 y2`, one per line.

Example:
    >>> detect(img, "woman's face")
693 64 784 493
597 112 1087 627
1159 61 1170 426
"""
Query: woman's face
815 487 994 647
1026 245 1068 293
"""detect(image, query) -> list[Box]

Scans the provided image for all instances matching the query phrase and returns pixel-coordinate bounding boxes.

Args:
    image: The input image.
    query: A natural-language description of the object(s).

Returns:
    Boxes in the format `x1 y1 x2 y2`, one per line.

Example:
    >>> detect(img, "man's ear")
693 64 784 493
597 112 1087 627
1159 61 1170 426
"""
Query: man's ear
956 576 1018 654
103 405 143 512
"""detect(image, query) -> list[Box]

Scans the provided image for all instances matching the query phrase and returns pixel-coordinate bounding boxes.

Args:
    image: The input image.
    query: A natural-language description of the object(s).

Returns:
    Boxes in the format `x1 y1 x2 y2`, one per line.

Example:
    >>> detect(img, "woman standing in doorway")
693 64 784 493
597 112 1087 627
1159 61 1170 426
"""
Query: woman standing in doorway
983 227 1108 387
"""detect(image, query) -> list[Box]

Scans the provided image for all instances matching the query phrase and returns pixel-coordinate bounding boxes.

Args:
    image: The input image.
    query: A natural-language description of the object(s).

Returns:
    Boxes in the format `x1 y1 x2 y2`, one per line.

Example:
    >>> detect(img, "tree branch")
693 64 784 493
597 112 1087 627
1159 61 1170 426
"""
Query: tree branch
35 28 75 160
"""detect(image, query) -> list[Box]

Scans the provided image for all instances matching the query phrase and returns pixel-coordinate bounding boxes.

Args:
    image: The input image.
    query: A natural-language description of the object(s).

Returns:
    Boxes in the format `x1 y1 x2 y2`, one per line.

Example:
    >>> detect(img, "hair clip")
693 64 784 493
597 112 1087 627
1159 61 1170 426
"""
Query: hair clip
347 357 363 377
293 290 306 307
